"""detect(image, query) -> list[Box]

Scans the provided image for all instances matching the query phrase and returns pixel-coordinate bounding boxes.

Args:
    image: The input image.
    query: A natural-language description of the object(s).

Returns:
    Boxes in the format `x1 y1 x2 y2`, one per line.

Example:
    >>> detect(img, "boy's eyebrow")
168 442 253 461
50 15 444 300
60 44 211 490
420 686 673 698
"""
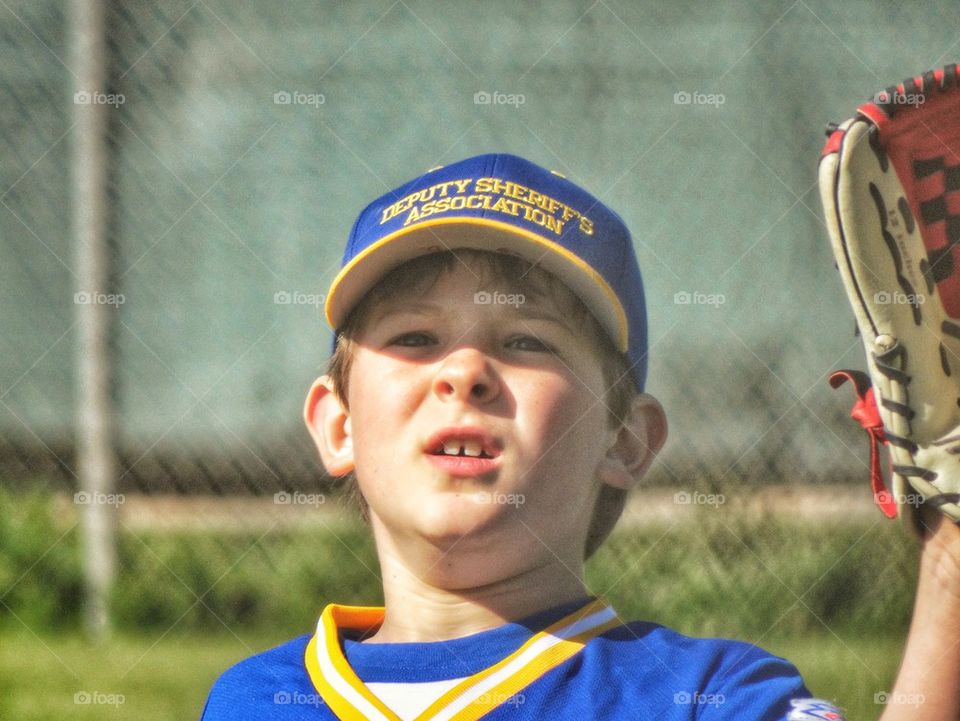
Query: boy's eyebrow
509 306 577 330
369 301 444 323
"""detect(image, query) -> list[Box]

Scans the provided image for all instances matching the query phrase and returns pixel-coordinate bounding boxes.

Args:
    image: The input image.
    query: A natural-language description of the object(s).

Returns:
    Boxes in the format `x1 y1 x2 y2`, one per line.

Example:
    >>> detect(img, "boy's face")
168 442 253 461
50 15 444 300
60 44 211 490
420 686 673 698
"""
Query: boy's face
313 257 636 581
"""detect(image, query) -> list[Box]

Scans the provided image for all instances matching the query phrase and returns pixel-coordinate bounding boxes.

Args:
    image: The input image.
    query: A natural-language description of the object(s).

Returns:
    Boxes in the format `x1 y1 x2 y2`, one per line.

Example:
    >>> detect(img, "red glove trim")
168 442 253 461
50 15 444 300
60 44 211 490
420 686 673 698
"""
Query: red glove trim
829 370 898 518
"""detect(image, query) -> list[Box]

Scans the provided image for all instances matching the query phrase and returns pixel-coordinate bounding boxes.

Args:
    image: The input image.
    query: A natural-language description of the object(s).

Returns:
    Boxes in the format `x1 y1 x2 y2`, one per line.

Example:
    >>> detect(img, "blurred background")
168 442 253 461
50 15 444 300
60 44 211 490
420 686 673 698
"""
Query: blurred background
0 1 955 718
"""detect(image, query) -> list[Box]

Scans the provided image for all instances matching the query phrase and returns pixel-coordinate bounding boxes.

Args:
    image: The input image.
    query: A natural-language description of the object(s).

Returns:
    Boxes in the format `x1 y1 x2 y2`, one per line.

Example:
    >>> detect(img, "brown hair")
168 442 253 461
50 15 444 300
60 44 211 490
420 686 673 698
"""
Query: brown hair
326 249 638 558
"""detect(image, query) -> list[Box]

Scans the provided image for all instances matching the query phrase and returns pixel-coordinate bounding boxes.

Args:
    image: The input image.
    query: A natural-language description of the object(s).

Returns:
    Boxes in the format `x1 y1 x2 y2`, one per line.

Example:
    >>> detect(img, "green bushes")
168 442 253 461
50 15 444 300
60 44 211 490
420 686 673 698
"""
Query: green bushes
111 525 381 634
0 489 920 638
589 511 919 639
0 488 84 631
0 489 381 635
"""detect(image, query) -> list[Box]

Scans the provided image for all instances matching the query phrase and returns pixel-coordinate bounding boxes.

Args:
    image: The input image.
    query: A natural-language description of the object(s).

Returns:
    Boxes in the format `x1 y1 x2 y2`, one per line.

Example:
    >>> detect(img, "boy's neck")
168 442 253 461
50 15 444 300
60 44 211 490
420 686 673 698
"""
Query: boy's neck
363 546 591 644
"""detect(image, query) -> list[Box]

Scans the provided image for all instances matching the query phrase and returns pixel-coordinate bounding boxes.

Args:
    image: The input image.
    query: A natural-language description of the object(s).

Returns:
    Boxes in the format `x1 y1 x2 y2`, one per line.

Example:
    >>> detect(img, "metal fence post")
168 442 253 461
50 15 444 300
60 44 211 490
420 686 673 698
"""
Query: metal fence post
70 0 116 640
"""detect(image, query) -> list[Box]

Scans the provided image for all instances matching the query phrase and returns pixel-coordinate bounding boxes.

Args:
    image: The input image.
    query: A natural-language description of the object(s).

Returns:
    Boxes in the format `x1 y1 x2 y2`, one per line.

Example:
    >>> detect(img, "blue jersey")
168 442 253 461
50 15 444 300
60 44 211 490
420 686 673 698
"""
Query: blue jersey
201 598 844 720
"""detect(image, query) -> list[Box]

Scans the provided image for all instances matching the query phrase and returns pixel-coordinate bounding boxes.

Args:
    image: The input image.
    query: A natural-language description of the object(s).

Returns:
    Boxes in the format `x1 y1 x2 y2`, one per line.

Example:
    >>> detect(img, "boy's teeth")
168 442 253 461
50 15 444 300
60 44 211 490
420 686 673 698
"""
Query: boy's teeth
436 439 493 457
443 442 462 456
462 441 482 457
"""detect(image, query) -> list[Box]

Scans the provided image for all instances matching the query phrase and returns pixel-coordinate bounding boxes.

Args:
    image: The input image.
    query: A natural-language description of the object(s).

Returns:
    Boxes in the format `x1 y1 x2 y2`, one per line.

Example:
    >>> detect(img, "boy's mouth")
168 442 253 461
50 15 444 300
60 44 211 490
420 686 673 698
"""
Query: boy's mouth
432 442 495 459
424 427 502 460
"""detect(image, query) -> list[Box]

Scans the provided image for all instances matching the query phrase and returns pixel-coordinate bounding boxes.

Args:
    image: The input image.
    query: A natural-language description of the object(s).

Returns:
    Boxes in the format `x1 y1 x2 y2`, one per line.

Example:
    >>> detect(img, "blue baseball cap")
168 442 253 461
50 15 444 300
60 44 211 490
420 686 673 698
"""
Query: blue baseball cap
325 153 649 390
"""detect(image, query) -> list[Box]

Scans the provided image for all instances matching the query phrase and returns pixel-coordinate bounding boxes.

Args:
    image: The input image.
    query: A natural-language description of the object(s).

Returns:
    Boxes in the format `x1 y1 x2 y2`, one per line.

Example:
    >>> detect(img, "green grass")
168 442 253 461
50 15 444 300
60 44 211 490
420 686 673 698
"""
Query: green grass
0 629 904 721
0 629 277 721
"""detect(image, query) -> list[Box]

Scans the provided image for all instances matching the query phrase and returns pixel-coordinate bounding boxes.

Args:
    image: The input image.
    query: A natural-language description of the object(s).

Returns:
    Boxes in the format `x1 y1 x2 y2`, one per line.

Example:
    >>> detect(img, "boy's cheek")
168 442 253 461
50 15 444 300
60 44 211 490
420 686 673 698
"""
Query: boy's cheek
523 399 608 459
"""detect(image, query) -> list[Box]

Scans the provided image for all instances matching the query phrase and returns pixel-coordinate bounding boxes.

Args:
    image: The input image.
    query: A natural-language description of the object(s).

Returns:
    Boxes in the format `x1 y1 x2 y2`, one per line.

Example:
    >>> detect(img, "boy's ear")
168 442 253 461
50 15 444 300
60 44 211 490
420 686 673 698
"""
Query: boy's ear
304 375 355 476
596 393 668 491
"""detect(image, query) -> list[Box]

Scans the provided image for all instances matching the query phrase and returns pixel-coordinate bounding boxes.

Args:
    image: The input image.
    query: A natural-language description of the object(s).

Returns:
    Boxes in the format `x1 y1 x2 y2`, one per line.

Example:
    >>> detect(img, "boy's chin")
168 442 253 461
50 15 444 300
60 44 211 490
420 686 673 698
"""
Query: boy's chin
399 492 521 545
406 510 541 588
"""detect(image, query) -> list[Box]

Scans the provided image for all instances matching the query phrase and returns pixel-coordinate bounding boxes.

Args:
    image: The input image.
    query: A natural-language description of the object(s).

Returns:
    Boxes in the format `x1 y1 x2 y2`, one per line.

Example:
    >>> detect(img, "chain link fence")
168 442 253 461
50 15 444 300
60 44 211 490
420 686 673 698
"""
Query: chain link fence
1 0 953 643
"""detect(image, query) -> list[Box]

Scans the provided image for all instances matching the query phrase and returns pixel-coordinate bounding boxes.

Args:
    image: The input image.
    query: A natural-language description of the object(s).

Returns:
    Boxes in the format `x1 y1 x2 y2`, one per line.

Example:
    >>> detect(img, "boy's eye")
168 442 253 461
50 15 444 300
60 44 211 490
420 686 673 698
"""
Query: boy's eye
507 335 554 353
388 331 435 347
385 331 557 353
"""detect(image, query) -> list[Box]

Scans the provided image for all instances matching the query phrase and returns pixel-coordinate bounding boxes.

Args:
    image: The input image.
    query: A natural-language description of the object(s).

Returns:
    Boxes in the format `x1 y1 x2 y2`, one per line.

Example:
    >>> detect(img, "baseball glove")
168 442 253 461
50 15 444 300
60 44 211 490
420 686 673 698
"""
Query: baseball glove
820 64 960 526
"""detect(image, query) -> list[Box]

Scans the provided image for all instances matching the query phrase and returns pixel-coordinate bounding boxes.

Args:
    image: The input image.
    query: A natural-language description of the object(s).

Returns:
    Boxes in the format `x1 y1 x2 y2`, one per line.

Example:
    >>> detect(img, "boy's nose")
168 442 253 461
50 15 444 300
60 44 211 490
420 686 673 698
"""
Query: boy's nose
432 348 500 404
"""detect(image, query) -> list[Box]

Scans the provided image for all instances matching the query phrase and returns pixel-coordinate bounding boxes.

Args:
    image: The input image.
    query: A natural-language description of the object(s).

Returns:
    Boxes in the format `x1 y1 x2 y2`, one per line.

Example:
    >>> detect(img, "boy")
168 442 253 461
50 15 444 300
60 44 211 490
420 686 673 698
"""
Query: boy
202 154 960 720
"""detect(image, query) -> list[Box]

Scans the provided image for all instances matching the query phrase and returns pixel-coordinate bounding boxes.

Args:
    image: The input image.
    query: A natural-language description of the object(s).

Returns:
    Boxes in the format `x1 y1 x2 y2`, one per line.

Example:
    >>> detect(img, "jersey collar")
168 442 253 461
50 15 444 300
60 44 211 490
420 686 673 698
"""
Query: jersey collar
304 598 620 721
